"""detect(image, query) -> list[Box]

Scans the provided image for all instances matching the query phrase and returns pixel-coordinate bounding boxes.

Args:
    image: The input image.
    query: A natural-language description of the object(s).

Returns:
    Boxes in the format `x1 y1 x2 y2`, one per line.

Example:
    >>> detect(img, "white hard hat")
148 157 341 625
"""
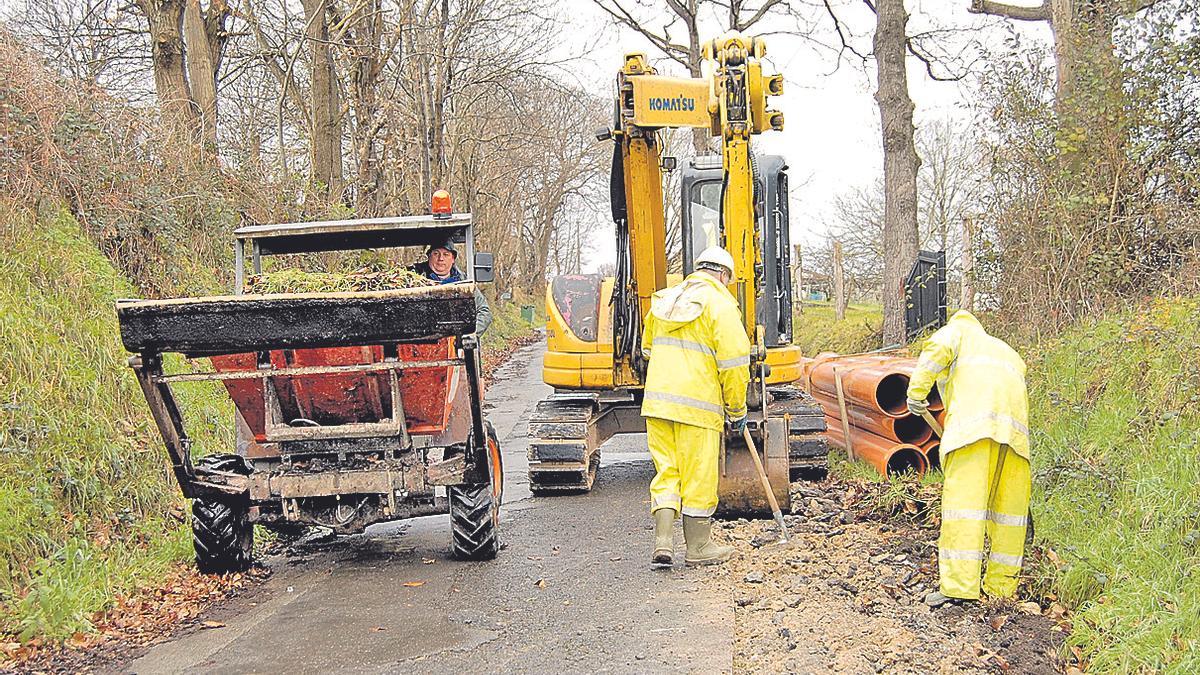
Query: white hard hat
695 246 735 274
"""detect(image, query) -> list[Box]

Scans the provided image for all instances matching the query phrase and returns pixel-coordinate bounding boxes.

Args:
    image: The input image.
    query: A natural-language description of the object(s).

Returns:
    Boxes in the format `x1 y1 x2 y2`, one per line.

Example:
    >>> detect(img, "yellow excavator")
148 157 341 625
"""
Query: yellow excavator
528 34 827 515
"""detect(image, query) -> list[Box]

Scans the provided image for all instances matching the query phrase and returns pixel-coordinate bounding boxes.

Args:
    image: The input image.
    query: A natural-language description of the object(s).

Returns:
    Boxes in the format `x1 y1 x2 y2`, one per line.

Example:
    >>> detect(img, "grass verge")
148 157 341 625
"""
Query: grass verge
793 301 882 356
1026 296 1200 672
0 206 231 642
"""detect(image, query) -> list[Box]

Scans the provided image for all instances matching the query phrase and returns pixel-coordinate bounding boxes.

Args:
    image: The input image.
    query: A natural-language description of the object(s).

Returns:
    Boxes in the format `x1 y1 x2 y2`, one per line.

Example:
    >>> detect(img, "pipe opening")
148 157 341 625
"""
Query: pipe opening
885 446 927 478
876 373 910 417
923 443 941 471
894 414 933 446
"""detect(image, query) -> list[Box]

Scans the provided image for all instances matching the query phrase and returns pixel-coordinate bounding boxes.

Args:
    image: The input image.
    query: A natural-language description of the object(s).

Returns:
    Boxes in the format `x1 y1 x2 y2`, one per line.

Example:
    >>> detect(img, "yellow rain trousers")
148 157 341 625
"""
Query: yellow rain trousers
641 272 751 516
939 439 1031 599
646 418 720 517
908 310 1032 599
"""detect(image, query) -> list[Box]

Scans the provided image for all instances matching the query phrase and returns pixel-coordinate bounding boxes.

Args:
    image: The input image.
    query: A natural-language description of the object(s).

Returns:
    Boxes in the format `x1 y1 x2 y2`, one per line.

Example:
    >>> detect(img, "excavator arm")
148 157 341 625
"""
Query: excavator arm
606 37 784 388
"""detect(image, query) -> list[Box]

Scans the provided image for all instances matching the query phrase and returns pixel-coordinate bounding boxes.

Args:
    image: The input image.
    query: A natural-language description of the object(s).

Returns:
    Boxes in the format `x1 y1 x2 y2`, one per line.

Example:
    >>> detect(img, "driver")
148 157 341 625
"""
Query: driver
412 241 492 335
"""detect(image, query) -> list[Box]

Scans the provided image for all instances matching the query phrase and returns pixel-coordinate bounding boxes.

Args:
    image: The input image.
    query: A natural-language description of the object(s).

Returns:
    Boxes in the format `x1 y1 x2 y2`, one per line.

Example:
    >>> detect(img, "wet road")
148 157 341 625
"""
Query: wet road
127 341 733 674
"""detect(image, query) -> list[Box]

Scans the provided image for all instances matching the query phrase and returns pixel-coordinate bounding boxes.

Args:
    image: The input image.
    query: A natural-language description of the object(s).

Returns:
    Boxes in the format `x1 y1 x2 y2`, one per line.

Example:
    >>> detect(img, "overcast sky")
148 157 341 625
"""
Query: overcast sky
551 0 1053 271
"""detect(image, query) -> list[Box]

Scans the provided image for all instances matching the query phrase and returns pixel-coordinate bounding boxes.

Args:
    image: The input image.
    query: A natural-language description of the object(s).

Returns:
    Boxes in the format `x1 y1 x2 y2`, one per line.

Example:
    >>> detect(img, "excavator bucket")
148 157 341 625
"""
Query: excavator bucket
715 418 791 518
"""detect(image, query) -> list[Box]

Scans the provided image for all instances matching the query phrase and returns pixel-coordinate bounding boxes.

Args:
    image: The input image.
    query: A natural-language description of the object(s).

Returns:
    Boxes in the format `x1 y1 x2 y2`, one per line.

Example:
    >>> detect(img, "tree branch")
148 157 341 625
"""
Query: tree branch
967 0 1049 22
590 0 691 69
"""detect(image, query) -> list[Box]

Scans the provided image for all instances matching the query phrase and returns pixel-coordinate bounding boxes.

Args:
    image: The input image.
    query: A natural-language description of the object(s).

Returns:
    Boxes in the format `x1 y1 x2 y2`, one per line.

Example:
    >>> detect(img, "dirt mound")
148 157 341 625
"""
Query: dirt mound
715 479 1062 673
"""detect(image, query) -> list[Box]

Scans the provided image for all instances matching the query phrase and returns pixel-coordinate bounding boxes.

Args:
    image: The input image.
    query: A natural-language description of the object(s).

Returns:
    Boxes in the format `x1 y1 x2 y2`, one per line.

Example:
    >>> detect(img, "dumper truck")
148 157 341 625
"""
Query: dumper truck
116 207 503 573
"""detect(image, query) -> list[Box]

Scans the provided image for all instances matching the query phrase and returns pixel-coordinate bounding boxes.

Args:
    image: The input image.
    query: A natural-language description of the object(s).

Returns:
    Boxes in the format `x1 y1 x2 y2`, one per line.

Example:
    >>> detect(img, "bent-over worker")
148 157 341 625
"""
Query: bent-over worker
412 240 493 335
907 310 1030 608
641 246 751 568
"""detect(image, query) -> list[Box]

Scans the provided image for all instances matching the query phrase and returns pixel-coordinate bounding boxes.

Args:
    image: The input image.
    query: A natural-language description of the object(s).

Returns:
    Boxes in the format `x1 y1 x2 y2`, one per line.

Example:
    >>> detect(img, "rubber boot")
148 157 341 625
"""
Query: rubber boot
651 508 676 568
683 516 734 566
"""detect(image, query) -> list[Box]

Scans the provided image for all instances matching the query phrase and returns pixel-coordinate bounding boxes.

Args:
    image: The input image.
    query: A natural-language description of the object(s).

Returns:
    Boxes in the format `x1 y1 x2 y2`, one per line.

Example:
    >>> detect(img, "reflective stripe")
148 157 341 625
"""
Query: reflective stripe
653 336 715 357
642 349 652 359
944 509 1028 527
644 390 723 414
914 355 948 379
989 511 1028 527
682 505 717 517
716 354 750 370
653 494 681 509
943 508 989 521
726 406 747 418
989 552 1024 567
939 548 984 561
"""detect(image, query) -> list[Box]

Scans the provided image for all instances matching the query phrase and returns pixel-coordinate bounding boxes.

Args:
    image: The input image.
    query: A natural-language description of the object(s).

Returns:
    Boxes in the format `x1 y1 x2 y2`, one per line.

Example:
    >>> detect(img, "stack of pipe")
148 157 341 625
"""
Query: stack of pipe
801 352 946 478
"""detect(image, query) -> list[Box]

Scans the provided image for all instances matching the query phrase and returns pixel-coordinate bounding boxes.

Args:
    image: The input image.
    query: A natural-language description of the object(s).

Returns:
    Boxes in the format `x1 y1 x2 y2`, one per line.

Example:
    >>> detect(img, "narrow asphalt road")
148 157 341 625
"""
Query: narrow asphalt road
126 341 733 674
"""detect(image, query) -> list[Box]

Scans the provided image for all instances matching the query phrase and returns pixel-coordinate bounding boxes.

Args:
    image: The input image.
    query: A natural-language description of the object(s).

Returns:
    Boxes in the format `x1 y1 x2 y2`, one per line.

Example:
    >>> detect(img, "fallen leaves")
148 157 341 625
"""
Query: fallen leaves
0 562 268 672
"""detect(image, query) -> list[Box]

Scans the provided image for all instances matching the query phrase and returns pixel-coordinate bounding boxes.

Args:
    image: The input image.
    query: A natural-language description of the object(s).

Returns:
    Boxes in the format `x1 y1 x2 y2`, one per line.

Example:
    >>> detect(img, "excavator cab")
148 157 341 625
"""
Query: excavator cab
681 154 794 348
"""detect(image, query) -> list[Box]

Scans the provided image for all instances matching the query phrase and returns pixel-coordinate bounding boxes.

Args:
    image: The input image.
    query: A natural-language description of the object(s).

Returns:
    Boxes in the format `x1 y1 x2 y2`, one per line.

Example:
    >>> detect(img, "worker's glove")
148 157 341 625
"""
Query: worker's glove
907 398 929 416
728 416 747 433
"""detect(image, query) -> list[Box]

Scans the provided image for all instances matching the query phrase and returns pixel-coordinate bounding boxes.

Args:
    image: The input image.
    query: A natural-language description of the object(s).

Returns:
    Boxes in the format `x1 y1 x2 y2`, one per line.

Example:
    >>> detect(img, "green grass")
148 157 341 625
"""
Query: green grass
480 292 540 354
0 206 231 641
1026 297 1200 672
793 301 883 355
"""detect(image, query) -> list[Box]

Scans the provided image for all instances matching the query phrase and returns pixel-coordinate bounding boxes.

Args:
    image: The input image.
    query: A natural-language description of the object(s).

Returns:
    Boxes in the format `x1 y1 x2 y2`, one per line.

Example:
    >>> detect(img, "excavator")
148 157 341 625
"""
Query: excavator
527 33 828 516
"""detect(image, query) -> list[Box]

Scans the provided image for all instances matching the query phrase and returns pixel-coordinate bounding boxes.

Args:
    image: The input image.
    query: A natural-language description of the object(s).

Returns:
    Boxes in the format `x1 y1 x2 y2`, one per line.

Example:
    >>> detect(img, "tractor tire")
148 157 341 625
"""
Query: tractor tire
449 422 502 560
191 454 253 574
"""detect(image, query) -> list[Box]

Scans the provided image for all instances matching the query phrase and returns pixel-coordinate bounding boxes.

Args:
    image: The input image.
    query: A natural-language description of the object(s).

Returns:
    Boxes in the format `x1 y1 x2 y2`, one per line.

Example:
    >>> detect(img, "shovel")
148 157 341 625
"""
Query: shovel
741 426 790 544
920 410 943 437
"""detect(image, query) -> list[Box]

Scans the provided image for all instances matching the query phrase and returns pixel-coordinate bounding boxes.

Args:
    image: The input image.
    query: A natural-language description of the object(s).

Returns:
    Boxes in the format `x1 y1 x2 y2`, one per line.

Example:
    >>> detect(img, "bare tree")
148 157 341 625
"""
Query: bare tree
872 0 920 344
132 0 229 145
302 0 344 195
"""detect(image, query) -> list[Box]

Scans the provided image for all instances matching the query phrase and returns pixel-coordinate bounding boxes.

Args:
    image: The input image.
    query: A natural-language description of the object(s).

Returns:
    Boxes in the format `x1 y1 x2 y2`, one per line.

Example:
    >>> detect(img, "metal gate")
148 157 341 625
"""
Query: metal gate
905 250 947 341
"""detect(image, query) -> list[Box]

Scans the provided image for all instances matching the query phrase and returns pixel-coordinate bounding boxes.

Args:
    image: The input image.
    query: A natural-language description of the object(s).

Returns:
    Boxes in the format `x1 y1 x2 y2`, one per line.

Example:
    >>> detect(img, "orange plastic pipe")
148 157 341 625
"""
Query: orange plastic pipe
810 362 911 418
811 390 933 445
823 416 928 479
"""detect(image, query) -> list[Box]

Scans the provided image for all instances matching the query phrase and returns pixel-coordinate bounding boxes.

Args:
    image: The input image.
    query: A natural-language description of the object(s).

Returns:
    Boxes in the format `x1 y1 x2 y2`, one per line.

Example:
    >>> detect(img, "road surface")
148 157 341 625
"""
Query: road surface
126 341 733 674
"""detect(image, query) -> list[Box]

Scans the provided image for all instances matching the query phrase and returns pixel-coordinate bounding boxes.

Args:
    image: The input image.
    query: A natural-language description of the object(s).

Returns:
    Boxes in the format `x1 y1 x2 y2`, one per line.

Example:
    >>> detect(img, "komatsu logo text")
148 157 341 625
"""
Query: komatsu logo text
649 96 696 112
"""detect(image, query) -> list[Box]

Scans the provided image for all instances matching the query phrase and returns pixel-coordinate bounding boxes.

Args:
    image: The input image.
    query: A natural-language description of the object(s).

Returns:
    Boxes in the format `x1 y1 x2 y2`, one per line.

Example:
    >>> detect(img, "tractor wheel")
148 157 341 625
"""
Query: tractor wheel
449 421 502 560
191 454 254 574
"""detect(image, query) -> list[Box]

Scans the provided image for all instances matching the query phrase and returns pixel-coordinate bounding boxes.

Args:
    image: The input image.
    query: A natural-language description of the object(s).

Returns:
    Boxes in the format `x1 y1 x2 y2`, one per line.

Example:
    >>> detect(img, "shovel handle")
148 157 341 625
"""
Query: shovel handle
742 426 790 543
920 410 943 437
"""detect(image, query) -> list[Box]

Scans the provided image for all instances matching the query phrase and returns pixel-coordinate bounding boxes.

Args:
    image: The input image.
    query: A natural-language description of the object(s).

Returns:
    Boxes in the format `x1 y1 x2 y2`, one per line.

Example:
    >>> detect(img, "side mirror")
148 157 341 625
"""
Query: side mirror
474 251 495 283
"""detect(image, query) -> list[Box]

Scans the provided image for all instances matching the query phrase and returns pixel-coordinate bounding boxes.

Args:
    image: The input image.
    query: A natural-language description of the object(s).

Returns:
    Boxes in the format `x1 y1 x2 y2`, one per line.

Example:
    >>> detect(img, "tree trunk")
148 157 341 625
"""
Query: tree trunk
303 0 344 196
350 0 384 215
138 0 196 136
182 0 228 149
874 0 921 345
832 240 846 321
960 216 975 311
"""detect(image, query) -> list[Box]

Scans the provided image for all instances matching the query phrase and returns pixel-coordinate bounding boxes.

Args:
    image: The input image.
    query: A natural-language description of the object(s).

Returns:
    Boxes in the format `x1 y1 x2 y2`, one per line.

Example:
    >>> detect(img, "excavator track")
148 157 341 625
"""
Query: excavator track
768 386 830 480
526 395 644 494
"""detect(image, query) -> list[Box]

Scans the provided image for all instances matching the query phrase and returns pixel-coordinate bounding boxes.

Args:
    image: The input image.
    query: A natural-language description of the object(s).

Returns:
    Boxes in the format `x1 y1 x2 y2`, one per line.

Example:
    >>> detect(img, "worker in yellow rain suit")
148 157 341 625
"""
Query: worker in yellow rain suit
907 310 1030 607
641 247 751 568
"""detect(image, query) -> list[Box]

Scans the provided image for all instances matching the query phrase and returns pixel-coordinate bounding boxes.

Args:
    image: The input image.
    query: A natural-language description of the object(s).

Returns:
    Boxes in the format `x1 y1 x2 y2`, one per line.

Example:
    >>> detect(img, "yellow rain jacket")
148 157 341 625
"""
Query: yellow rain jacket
907 311 1029 459
640 272 751 430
